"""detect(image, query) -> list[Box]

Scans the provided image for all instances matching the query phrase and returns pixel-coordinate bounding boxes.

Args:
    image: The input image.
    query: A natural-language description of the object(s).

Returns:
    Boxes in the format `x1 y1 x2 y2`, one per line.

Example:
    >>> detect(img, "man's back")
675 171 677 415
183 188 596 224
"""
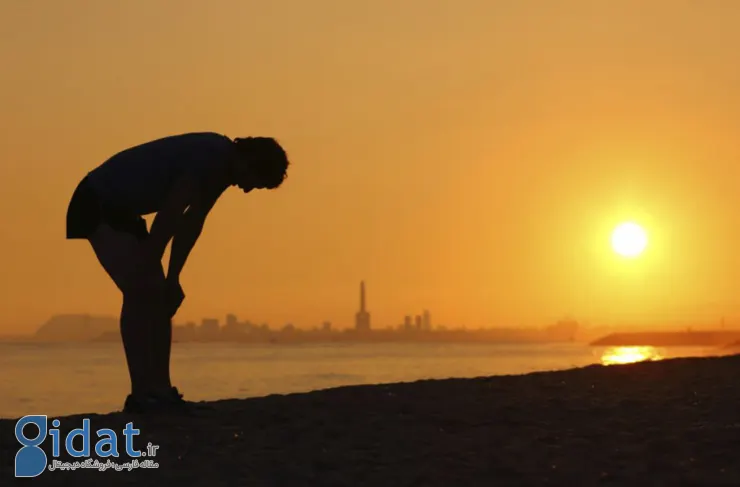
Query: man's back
87 132 235 215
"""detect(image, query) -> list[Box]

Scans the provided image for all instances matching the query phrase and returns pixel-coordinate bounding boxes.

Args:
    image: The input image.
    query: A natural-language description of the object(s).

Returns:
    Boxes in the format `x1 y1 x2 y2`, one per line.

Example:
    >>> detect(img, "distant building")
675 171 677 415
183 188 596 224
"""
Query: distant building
322 321 332 332
403 315 412 330
422 310 432 330
173 323 197 342
223 314 249 337
414 315 422 329
354 280 371 331
200 318 220 339
545 318 579 341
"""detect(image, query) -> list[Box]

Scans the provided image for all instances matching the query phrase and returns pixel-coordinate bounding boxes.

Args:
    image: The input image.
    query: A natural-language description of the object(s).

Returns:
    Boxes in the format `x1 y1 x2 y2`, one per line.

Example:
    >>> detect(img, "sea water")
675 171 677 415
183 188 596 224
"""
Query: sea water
0 341 707 419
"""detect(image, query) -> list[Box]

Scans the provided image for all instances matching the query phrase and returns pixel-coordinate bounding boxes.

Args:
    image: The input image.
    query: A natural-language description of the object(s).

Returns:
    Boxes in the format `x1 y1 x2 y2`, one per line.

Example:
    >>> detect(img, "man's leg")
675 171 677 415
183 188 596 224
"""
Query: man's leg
119 289 167 397
151 310 173 391
87 223 169 397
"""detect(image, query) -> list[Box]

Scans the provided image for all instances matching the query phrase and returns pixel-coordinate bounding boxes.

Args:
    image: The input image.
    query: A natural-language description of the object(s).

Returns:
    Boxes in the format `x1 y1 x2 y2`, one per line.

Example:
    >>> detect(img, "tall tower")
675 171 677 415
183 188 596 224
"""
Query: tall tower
422 310 431 330
355 280 371 331
414 315 422 329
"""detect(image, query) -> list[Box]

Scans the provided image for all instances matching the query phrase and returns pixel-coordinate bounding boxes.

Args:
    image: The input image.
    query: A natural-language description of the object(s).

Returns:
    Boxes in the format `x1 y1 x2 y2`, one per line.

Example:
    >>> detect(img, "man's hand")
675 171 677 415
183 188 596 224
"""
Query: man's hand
165 279 185 319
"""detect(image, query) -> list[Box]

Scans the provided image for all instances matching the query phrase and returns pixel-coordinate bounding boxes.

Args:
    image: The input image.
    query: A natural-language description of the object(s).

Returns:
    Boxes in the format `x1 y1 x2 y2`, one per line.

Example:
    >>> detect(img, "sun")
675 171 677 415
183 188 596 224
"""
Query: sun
611 222 647 258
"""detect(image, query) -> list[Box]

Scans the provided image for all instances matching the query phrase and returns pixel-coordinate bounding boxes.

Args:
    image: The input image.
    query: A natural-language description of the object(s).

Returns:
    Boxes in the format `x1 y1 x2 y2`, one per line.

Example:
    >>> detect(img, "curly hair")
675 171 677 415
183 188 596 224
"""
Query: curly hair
234 137 289 189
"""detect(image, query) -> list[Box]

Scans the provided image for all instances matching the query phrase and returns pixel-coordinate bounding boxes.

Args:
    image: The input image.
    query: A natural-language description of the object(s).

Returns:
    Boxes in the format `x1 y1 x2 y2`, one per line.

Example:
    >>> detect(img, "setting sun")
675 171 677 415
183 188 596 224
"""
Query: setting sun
611 222 648 258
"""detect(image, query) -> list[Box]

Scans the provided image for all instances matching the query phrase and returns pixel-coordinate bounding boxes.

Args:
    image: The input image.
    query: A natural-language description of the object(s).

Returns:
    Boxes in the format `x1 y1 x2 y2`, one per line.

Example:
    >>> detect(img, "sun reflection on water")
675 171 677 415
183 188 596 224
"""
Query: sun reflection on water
600 346 664 365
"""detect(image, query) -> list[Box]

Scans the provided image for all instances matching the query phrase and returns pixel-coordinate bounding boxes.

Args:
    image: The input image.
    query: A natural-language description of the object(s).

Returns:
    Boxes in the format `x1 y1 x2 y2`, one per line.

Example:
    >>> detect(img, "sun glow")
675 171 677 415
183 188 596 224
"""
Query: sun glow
600 346 664 365
611 222 648 258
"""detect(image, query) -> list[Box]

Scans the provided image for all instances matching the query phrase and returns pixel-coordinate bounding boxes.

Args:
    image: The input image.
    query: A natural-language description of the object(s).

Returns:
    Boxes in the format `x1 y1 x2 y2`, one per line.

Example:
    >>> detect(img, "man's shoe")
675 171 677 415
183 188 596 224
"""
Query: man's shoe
122 394 171 414
164 387 213 411
122 390 197 415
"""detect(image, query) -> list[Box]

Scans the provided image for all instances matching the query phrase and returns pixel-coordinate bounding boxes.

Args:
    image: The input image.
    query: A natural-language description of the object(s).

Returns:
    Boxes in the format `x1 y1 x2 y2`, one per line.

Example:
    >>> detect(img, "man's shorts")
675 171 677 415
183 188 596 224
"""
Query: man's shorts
66 176 149 240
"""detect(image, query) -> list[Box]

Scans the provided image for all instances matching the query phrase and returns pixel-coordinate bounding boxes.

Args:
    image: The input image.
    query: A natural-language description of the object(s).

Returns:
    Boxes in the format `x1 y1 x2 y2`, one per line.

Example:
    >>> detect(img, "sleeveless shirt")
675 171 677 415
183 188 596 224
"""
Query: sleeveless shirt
87 132 235 215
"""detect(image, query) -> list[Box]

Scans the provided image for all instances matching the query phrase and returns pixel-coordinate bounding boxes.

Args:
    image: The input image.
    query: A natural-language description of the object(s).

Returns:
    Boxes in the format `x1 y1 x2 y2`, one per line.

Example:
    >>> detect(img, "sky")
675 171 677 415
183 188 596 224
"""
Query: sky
2 0 740 333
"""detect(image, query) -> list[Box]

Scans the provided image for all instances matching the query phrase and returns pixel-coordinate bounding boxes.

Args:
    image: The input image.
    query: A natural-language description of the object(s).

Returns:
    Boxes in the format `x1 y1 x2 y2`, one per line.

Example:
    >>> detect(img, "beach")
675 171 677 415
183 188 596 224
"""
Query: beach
3 353 739 486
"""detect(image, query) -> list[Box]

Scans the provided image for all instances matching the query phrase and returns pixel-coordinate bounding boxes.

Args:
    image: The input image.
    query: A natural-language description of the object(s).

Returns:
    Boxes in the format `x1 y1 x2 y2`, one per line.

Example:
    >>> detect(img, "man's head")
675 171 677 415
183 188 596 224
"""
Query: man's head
231 137 289 192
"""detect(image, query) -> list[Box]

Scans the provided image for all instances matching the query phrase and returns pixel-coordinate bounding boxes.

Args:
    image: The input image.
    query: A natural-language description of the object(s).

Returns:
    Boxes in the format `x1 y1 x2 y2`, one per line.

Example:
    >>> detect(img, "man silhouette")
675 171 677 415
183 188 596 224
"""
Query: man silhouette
66 132 289 413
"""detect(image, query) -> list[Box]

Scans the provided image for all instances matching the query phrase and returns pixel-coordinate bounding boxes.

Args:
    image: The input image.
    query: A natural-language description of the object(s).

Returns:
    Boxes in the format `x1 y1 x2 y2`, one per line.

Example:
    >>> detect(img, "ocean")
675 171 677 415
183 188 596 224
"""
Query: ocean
0 341 710 419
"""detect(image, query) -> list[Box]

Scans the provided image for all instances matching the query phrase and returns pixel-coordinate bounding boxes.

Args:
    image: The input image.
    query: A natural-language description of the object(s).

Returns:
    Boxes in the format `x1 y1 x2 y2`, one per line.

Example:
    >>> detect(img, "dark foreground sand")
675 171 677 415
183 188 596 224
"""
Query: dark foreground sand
3 354 740 486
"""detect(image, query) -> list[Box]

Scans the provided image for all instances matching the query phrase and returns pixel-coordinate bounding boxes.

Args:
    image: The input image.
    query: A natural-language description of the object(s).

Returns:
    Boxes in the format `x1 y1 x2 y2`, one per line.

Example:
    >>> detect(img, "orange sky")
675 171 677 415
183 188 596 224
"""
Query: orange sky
2 1 740 333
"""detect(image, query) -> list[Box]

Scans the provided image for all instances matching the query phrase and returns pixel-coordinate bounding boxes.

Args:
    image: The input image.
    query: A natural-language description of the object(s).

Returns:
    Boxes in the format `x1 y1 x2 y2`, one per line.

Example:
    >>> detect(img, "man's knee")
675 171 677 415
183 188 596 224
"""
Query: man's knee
89 224 153 289
122 273 167 306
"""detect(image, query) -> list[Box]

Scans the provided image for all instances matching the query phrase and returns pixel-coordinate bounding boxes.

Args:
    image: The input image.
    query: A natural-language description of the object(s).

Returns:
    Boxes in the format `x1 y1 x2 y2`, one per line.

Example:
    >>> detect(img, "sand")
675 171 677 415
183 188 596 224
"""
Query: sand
2 354 740 486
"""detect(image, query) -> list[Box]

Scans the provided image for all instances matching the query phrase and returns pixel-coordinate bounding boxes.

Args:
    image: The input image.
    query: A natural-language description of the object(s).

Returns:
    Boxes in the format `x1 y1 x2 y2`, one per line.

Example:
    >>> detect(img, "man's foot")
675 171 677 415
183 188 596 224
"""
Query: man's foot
122 393 184 414
164 387 213 411
122 387 213 414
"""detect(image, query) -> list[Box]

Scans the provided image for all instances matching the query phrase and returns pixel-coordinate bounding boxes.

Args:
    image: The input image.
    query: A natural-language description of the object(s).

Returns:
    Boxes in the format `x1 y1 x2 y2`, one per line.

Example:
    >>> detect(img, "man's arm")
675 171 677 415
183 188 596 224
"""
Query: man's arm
145 172 201 260
165 186 219 283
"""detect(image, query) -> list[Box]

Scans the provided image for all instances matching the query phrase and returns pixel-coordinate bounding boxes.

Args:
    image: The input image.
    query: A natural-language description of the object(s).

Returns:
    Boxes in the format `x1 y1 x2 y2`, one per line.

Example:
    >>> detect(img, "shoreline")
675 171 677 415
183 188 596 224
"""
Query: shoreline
3 354 740 486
